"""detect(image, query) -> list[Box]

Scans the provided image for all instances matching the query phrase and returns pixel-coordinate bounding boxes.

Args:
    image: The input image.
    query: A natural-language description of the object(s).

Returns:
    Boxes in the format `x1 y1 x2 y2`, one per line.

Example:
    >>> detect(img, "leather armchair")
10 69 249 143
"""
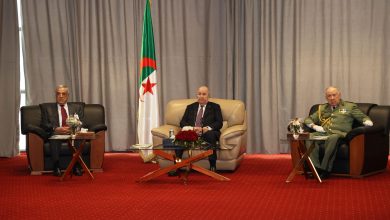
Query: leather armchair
20 102 107 175
151 98 247 171
296 103 390 177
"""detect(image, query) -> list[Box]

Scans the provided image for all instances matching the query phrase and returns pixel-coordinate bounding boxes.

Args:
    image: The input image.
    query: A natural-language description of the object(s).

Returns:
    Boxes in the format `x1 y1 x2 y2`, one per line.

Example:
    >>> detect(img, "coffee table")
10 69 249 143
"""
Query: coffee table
286 133 327 183
130 143 230 184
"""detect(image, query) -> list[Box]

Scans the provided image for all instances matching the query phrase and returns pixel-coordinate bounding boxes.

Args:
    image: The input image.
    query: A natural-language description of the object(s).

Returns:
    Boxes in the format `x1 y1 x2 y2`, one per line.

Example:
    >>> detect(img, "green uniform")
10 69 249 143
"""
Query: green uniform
304 100 371 172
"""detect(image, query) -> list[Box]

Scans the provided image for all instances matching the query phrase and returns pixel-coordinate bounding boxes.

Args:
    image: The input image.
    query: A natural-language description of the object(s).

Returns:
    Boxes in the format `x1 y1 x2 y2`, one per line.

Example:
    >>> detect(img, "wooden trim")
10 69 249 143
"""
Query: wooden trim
28 133 44 174
349 134 365 177
289 140 303 173
90 131 105 170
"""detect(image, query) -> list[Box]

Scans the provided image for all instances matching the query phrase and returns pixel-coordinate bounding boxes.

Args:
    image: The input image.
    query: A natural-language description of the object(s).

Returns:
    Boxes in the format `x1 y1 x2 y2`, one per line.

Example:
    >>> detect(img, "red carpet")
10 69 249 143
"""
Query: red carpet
1 153 390 219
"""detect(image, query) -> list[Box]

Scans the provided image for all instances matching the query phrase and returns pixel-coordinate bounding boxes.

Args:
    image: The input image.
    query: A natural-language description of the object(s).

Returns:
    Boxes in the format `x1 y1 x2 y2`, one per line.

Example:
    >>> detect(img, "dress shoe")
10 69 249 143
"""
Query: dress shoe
53 167 62 177
168 170 178 176
304 172 314 179
319 171 330 180
314 166 323 175
73 167 83 176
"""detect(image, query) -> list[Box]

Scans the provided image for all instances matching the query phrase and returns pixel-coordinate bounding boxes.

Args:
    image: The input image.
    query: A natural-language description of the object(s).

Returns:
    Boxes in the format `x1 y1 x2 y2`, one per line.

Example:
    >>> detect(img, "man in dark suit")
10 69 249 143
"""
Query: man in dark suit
40 85 84 176
179 86 223 171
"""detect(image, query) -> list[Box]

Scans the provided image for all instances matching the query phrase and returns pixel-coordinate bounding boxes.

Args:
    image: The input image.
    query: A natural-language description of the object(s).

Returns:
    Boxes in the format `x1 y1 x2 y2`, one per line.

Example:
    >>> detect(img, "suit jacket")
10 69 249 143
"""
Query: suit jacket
304 100 371 137
180 101 223 131
40 102 85 135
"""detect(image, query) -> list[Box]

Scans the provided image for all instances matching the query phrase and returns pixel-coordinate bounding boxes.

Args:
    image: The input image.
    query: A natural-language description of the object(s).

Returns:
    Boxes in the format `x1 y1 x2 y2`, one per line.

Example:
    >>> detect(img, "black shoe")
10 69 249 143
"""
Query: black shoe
304 172 315 179
53 167 62 177
320 171 330 179
210 166 216 172
314 167 323 175
73 167 83 176
168 170 178 176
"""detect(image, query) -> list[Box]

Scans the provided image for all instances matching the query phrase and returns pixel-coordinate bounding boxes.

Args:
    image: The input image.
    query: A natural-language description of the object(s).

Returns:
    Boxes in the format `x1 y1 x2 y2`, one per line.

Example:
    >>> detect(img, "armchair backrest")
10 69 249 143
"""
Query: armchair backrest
20 102 105 134
165 98 246 132
84 104 106 129
20 105 41 135
368 105 390 135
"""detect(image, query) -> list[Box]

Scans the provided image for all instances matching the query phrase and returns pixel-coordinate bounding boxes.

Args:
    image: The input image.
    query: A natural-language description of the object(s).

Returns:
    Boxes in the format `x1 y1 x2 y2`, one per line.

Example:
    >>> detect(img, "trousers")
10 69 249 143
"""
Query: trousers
305 133 342 172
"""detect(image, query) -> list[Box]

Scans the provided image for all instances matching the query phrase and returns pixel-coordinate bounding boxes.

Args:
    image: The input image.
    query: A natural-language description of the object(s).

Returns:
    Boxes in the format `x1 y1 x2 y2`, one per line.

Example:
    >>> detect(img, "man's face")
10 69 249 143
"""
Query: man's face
325 88 341 106
197 87 209 105
56 88 69 105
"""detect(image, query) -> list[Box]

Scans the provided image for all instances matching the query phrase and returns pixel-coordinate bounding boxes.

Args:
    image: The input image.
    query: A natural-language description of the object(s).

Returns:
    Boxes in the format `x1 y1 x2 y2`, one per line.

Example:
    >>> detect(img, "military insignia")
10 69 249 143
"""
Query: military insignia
339 108 347 114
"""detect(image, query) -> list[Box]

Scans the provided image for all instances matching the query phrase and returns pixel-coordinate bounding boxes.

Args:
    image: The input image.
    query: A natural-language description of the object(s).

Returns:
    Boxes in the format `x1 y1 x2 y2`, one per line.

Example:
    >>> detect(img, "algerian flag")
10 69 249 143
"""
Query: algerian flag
137 0 159 162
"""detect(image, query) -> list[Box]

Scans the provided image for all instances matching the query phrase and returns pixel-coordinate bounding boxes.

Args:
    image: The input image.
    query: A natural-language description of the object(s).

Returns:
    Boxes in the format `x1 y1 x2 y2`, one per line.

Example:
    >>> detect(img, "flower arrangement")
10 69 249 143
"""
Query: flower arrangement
174 130 200 148
288 118 303 134
66 114 82 134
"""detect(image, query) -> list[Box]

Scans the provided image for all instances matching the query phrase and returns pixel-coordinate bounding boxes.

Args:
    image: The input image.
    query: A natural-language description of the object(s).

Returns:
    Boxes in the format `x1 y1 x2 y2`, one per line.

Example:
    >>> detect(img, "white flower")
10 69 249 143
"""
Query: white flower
288 118 303 134
66 114 82 128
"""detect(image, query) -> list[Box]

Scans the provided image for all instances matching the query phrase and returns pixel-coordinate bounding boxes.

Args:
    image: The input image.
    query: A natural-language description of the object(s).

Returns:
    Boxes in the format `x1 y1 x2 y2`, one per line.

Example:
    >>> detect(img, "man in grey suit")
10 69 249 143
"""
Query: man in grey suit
40 85 84 176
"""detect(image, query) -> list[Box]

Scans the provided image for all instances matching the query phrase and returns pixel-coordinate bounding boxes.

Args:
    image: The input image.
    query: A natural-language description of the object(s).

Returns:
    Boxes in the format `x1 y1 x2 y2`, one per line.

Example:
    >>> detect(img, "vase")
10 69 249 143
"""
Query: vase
292 133 299 140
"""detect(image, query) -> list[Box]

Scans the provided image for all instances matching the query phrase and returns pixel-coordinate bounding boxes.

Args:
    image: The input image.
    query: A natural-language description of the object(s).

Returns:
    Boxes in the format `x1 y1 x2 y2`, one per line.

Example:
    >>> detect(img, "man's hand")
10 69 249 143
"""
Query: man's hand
312 125 326 133
55 126 70 134
363 120 373 126
194 126 209 135
194 127 203 135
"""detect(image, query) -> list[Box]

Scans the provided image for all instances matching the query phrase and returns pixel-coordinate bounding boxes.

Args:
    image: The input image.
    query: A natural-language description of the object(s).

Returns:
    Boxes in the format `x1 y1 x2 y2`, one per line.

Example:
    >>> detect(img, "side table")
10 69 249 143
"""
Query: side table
49 133 95 181
286 133 324 183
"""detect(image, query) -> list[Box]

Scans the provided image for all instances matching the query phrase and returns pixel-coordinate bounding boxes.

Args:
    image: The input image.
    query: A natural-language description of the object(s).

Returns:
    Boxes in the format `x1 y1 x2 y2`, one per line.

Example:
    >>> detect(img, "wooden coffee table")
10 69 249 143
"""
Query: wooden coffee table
130 144 230 184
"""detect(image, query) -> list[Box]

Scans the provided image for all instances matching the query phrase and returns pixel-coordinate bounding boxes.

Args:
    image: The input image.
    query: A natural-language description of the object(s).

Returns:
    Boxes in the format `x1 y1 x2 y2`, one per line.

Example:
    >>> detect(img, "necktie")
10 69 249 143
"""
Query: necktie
60 105 68 127
195 105 204 127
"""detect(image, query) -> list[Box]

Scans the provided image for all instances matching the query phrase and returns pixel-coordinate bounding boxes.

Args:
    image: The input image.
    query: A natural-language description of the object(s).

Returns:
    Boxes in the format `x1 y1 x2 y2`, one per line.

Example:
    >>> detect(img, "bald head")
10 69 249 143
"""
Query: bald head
197 86 209 105
325 86 341 106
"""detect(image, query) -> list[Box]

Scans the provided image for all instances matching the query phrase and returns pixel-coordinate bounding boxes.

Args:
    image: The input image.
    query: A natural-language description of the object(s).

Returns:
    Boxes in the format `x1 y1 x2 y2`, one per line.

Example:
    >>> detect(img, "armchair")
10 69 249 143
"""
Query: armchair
291 103 389 178
20 102 107 175
151 98 247 171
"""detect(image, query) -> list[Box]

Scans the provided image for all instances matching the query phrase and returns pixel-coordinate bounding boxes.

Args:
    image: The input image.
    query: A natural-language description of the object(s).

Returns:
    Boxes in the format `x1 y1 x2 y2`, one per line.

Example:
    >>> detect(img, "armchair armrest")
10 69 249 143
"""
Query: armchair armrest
89 124 107 133
25 124 49 140
220 124 247 149
345 125 385 142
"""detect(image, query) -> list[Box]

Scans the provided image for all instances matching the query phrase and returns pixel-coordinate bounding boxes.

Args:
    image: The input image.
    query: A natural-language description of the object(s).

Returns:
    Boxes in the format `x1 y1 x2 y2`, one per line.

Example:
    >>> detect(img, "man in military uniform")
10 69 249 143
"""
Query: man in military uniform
304 86 373 179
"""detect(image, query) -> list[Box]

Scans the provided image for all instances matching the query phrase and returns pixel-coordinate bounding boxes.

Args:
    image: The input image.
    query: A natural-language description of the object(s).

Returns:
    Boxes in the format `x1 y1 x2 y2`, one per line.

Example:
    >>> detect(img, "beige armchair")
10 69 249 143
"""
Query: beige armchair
151 98 247 171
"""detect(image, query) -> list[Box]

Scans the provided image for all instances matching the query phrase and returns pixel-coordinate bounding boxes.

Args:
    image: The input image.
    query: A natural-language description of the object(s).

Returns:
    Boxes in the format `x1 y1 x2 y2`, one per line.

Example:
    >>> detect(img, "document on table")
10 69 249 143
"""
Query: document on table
312 136 328 140
50 135 71 139
132 144 153 149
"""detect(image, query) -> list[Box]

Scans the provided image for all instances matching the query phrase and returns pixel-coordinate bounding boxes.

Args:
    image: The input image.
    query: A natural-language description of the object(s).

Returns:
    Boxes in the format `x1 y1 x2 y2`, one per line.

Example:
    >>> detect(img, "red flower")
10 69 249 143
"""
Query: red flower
175 130 198 142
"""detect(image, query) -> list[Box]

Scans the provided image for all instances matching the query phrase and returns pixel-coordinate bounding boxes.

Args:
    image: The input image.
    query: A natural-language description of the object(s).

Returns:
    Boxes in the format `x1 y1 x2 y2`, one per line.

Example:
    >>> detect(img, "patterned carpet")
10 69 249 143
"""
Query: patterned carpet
0 153 389 219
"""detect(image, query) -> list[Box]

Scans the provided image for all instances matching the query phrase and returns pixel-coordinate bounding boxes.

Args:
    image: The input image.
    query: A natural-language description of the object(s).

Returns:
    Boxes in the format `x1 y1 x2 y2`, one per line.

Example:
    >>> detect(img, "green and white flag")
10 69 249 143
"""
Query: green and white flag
137 0 159 162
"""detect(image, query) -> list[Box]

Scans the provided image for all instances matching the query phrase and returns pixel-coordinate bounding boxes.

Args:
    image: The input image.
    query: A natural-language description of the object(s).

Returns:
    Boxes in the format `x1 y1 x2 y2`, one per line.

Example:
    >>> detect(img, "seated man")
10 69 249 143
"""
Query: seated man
40 85 84 177
177 86 223 172
304 86 373 179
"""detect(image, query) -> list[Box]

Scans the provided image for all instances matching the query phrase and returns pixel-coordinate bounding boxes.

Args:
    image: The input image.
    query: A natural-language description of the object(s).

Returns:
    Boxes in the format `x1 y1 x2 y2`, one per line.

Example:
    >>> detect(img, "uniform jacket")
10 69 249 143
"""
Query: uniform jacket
304 100 371 137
